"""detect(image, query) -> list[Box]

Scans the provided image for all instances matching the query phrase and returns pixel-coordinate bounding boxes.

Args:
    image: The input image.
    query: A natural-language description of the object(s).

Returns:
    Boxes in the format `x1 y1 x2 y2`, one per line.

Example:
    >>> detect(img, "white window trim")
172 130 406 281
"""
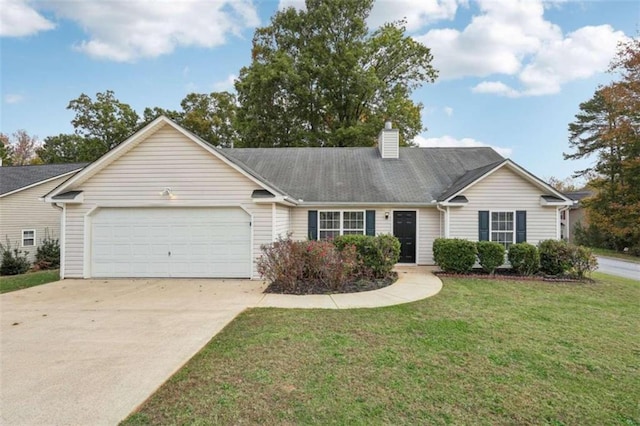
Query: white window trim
318 210 366 239
22 229 36 247
489 210 515 247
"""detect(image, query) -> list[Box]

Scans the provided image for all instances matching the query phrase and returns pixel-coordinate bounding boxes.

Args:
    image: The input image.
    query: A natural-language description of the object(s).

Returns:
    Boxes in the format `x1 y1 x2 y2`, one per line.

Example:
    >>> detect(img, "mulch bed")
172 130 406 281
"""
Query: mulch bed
265 272 398 295
434 269 593 283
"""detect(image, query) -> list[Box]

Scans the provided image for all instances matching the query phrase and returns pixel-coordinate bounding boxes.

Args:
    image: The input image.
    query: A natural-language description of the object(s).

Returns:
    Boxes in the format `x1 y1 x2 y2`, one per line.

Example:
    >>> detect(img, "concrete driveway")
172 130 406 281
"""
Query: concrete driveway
0 278 266 426
596 256 640 281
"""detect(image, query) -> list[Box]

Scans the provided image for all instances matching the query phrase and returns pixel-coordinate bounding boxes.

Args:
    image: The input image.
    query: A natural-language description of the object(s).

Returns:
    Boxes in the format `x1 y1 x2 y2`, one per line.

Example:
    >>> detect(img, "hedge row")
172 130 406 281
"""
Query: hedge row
433 238 597 279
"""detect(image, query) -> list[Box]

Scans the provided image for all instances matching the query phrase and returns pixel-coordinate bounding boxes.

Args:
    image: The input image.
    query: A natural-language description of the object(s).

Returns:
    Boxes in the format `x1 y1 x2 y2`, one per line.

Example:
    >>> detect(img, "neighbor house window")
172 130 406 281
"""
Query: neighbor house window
22 229 35 247
318 211 365 240
490 211 514 249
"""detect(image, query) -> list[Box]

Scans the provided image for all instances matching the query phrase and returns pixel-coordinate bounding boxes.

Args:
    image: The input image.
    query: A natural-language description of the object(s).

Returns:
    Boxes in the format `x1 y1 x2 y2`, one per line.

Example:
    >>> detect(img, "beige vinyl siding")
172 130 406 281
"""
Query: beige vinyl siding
448 166 558 244
290 206 439 265
418 208 440 264
62 125 273 278
0 176 70 263
274 205 290 238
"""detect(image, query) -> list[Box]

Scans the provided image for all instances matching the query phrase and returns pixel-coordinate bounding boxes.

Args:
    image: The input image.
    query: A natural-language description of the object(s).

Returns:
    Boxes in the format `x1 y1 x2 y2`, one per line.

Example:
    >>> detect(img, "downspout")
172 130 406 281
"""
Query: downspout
436 203 448 238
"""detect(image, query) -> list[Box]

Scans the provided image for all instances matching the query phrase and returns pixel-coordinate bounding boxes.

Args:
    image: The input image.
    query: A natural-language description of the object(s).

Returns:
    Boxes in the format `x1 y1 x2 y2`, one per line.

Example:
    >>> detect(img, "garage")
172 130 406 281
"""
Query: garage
90 207 251 278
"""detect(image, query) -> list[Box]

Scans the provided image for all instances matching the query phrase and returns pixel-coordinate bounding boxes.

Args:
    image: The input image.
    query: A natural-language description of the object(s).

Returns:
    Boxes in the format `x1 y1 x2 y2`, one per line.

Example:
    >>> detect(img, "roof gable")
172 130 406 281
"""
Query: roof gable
438 159 572 203
45 116 286 201
0 163 87 198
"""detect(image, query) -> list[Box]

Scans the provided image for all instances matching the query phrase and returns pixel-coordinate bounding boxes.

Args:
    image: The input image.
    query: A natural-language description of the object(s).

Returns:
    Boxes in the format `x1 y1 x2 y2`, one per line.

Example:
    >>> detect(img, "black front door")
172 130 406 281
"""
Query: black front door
393 211 416 263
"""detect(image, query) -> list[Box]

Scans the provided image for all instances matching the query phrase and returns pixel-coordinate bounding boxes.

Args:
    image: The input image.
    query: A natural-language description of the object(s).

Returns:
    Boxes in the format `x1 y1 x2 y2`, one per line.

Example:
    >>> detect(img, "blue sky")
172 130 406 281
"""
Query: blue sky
1 0 638 182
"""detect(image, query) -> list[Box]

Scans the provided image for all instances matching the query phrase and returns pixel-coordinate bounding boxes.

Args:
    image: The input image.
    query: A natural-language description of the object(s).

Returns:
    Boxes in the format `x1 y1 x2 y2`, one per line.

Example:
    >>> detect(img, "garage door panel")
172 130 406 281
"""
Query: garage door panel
91 207 251 278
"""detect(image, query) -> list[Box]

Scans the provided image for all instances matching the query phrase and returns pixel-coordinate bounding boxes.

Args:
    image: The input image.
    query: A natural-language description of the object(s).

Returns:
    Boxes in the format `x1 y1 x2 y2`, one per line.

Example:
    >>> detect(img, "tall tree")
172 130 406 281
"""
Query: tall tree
36 134 101 164
2 130 41 165
143 92 239 147
0 133 13 166
68 90 140 155
564 38 640 250
234 0 437 147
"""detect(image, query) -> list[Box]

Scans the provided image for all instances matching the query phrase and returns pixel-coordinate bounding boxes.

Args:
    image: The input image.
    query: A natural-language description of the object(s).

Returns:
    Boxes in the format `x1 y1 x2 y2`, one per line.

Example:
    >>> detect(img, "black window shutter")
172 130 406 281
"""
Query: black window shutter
478 211 489 241
308 210 318 240
516 210 527 243
365 210 375 236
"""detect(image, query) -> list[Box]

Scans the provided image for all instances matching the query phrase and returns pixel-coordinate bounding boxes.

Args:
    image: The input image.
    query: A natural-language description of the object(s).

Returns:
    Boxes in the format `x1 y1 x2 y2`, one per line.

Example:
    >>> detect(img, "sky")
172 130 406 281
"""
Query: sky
1 0 638 183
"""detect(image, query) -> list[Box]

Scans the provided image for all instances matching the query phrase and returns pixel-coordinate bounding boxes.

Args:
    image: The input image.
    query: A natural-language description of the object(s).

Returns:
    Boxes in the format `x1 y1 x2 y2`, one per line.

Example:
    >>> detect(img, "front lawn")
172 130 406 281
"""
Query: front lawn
0 270 59 294
123 273 639 425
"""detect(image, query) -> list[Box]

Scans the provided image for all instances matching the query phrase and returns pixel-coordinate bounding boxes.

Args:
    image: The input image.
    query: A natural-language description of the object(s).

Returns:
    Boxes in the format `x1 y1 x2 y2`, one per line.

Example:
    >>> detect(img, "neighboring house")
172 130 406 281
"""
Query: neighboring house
44 116 573 279
561 190 593 243
0 163 87 263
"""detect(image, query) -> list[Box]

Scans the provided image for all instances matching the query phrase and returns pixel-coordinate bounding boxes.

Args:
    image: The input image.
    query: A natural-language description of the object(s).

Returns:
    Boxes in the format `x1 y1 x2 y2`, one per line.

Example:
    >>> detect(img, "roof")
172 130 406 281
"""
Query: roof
565 190 593 201
0 163 88 197
221 147 505 203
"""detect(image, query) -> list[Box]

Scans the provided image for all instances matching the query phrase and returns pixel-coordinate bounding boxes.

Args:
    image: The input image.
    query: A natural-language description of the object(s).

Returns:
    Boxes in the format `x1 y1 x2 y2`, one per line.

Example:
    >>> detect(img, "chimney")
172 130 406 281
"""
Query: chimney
378 121 399 159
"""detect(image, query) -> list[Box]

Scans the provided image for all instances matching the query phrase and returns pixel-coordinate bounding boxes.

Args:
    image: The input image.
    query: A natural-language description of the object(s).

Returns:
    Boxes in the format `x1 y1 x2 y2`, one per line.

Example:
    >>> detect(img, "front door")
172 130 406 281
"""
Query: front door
393 211 416 263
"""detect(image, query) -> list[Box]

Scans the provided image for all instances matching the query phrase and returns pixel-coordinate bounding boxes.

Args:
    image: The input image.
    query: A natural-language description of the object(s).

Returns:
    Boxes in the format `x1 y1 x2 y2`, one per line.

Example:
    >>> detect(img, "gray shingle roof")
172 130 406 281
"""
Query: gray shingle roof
565 190 592 201
0 163 87 196
221 147 504 203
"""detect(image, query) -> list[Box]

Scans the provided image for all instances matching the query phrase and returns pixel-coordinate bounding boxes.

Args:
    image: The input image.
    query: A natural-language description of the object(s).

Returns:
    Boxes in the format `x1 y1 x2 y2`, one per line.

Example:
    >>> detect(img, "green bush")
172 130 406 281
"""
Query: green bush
0 239 30 276
476 241 505 274
433 238 477 273
539 239 572 275
333 234 400 278
508 243 540 275
34 232 60 270
568 245 598 279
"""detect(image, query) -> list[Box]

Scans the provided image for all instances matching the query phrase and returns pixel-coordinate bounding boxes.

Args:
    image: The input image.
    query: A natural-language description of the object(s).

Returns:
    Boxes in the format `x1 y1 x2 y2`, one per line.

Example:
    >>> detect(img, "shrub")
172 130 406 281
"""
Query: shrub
34 232 60 270
476 241 505 274
0 239 30 276
568 245 598 279
257 235 358 293
433 238 477 273
333 234 400 278
508 243 540 275
539 239 572 275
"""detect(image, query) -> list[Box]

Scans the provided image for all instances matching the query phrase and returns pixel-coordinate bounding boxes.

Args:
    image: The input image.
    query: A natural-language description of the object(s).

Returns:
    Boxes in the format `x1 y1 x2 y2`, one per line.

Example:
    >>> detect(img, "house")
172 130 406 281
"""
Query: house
561 190 592 243
0 163 87 263
43 116 573 279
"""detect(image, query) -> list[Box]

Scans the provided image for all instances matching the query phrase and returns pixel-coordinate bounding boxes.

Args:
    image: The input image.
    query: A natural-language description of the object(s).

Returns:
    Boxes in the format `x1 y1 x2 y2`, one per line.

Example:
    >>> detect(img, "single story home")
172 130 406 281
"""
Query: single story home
44 116 573 279
0 163 86 262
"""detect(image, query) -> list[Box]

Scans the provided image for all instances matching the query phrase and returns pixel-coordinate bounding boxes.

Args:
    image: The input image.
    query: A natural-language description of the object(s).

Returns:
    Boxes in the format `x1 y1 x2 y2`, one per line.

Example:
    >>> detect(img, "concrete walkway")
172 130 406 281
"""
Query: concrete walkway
255 266 442 309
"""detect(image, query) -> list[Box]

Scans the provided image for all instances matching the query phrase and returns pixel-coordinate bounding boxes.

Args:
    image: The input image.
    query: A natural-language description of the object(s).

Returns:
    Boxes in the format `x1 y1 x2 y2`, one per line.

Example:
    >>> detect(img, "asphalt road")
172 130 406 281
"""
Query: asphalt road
596 256 640 281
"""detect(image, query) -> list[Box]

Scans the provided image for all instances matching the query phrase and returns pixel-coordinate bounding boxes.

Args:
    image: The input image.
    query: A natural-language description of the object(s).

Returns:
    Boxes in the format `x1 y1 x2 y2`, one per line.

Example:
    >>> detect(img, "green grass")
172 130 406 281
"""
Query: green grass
0 270 59 294
123 274 640 425
590 247 640 264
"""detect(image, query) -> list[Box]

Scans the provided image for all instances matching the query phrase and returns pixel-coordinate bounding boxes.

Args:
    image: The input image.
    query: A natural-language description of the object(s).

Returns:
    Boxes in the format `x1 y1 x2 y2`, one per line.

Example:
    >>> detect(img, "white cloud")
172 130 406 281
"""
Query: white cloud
415 134 512 157
443 106 454 116
0 0 55 37
4 93 25 104
26 0 260 61
278 0 463 32
416 0 627 96
212 74 237 92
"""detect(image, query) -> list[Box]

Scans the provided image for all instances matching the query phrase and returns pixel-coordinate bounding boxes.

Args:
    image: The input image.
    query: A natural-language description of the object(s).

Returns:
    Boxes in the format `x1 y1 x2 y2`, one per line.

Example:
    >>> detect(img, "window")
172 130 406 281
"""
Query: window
22 229 35 247
490 211 514 249
319 211 365 240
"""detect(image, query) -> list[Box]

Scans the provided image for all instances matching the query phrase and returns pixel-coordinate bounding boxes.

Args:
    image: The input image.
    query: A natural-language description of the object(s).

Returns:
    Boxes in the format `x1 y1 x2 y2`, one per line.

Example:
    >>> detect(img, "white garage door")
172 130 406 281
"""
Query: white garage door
91 207 251 278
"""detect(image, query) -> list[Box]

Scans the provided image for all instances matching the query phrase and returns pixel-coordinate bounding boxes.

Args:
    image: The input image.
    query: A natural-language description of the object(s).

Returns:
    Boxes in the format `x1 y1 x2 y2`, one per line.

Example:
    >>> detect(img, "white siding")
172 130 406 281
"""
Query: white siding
274 205 290 238
62 125 273 278
378 129 399 159
418 208 440 264
449 166 558 244
0 176 70 263
290 206 440 265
